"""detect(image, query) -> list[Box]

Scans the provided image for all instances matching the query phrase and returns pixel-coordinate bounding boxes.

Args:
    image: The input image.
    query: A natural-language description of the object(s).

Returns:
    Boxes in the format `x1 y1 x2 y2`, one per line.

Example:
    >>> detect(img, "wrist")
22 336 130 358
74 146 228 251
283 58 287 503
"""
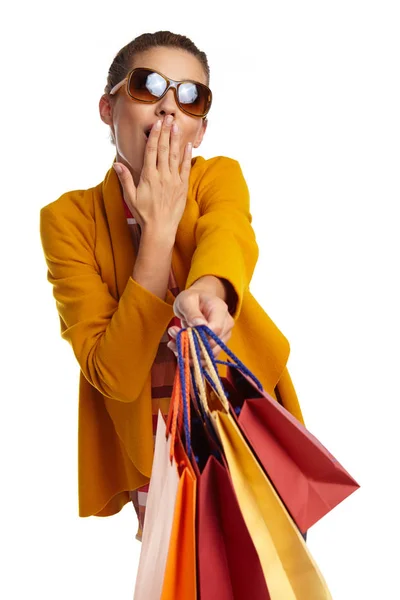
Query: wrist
140 224 176 248
189 276 237 314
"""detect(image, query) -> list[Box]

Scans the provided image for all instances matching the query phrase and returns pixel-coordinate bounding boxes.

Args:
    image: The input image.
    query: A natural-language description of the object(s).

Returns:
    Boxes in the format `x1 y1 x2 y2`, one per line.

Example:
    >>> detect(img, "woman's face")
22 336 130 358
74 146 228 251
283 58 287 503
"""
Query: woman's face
100 47 209 185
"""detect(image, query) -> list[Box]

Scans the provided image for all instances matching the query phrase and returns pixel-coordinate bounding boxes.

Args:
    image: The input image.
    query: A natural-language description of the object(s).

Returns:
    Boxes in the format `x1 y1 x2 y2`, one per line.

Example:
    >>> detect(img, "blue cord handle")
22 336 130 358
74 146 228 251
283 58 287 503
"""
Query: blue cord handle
176 329 192 459
189 362 223 451
190 327 229 398
174 327 222 459
194 325 263 392
174 323 264 458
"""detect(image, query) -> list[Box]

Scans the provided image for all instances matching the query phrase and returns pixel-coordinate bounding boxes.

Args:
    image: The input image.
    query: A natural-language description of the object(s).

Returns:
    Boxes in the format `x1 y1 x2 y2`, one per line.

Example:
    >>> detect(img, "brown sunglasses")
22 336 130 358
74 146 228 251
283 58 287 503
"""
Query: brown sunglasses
109 67 212 119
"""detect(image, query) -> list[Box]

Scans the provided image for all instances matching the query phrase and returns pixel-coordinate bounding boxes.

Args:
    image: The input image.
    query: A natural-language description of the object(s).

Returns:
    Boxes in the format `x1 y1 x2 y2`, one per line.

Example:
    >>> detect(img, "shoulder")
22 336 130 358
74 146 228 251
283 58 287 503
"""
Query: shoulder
40 183 98 219
190 155 250 210
39 181 101 230
190 155 244 185
39 183 101 247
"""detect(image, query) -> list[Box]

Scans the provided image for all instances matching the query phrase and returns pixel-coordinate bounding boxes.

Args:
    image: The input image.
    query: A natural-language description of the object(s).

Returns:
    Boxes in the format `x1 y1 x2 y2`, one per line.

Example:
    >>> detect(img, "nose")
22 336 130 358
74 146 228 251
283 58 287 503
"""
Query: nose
157 87 179 118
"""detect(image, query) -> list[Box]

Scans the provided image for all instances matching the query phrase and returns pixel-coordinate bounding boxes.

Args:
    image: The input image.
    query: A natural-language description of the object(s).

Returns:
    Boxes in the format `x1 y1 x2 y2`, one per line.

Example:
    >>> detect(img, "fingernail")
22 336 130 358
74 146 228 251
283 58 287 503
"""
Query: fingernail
113 164 122 175
165 115 173 125
192 318 207 326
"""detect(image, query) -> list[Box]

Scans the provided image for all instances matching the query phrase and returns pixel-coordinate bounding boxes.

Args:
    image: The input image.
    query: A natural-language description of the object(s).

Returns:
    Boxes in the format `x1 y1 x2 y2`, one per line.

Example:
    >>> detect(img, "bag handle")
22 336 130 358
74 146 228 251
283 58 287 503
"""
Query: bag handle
188 328 230 414
168 323 264 460
187 328 213 420
194 325 263 392
166 329 193 460
190 325 264 410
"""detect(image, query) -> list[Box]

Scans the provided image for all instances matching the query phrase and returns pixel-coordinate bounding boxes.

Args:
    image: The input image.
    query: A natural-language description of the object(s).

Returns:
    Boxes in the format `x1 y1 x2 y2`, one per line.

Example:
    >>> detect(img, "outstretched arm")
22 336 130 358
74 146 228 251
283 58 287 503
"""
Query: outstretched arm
168 157 259 357
185 156 259 320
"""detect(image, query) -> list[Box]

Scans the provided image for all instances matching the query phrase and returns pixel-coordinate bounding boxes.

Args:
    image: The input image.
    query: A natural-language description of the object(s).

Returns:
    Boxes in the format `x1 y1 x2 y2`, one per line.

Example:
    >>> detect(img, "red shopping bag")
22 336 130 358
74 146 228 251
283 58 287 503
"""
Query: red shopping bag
194 325 360 533
198 455 271 599
189 328 332 599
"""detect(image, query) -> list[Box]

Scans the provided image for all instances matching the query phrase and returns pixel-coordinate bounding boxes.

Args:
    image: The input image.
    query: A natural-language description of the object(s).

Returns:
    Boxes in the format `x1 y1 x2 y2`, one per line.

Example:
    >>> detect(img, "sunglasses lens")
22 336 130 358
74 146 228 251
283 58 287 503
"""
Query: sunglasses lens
178 82 211 117
129 69 166 101
129 68 211 117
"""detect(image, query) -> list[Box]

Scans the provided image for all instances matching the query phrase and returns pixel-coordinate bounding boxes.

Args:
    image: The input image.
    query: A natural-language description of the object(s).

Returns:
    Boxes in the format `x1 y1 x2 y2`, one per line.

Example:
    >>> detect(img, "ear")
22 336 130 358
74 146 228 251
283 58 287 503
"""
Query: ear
193 117 208 149
99 94 113 126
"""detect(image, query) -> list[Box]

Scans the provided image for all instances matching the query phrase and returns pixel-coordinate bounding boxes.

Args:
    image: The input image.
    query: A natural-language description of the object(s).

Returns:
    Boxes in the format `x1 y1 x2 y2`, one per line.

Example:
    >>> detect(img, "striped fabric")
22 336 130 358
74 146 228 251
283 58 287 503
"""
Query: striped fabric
122 198 182 542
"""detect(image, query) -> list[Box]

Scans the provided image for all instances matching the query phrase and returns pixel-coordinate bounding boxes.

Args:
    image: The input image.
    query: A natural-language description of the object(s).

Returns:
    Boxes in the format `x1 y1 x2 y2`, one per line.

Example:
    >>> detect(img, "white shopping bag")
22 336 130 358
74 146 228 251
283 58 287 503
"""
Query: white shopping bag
133 411 180 600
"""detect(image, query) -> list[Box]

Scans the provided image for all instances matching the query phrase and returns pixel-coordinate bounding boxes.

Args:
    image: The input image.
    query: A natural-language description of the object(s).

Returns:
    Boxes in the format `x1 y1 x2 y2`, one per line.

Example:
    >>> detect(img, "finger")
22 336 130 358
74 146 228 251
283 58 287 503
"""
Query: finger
200 324 232 359
171 314 189 329
212 340 227 359
179 142 193 183
196 330 230 363
174 294 208 328
206 303 233 339
113 162 137 211
143 118 163 173
169 121 181 173
157 115 173 172
167 326 180 339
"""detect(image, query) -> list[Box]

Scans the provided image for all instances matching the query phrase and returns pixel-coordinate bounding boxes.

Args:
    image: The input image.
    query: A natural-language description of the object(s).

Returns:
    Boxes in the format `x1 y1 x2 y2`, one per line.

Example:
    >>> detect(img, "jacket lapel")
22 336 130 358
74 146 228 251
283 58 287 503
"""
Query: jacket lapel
101 163 136 300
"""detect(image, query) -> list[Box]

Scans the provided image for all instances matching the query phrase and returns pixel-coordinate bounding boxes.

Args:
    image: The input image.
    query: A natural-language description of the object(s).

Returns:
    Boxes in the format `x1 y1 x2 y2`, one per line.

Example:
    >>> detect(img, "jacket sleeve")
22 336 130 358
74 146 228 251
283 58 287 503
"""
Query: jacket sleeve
40 204 174 404
185 157 259 320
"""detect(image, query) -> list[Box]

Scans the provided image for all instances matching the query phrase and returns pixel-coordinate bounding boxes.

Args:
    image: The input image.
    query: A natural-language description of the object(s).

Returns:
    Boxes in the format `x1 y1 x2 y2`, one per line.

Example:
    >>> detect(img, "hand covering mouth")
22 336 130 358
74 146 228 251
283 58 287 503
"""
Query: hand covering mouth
144 122 158 138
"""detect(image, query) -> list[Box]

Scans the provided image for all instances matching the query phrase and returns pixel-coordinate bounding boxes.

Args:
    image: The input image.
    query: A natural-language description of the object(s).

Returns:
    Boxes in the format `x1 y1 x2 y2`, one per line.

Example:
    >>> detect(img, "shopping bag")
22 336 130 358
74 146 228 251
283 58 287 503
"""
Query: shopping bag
189 327 333 600
133 411 180 600
161 437 197 599
194 324 360 533
134 332 196 600
185 331 271 599
197 454 271 599
161 330 197 599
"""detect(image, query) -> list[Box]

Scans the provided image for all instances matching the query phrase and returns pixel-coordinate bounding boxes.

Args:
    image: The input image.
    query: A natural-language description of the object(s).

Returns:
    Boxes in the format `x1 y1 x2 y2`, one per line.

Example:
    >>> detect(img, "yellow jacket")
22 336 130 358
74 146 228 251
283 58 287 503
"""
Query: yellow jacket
40 155 305 519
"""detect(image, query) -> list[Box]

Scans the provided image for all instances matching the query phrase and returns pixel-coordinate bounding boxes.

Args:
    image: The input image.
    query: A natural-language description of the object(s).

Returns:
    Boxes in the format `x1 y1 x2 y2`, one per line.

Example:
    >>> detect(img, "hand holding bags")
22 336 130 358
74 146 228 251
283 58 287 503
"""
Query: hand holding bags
189 327 333 600
194 324 360 533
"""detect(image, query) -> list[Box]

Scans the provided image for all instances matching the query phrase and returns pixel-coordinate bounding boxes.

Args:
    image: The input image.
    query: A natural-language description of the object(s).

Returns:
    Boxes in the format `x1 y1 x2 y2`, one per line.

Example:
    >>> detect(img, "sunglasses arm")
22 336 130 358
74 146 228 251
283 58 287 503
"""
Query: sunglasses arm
109 77 128 96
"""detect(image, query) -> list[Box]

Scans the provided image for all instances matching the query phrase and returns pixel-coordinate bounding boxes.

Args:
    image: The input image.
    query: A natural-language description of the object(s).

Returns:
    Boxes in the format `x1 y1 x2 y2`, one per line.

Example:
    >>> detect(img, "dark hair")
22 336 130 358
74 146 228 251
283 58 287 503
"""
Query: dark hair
104 30 210 95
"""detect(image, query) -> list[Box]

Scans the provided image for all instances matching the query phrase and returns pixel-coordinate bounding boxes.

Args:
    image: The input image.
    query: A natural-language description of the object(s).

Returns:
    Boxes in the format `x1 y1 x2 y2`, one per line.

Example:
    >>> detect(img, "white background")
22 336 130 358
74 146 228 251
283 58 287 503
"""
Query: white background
1 1 399 598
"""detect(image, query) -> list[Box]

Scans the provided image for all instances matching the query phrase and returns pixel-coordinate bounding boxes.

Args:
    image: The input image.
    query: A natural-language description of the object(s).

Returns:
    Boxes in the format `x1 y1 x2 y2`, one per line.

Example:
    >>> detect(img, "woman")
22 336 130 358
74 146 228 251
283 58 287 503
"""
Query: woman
39 30 305 542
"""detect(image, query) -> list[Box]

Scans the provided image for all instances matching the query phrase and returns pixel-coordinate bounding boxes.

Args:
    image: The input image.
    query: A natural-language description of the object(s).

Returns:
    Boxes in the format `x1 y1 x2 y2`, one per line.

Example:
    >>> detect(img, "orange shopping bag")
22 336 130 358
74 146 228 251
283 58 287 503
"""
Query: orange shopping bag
161 330 197 599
